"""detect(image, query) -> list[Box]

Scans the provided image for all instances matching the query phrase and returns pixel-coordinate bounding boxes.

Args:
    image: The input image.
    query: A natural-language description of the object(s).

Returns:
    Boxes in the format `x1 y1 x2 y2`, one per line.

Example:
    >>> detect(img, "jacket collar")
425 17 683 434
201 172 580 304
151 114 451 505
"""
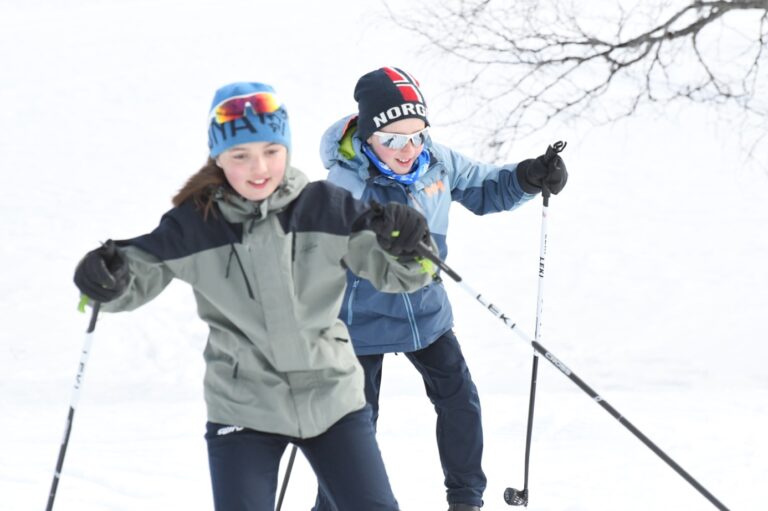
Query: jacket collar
215 165 309 225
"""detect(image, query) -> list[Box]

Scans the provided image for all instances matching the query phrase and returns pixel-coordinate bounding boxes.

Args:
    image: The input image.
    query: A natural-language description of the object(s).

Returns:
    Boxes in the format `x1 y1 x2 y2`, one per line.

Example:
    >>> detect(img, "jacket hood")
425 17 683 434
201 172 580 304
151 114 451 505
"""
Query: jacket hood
319 115 370 179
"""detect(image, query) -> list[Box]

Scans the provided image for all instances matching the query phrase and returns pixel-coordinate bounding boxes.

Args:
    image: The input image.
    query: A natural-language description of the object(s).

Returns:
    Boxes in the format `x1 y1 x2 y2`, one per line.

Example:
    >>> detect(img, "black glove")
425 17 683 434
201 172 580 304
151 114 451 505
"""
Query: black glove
73 240 129 303
369 201 430 258
517 153 568 195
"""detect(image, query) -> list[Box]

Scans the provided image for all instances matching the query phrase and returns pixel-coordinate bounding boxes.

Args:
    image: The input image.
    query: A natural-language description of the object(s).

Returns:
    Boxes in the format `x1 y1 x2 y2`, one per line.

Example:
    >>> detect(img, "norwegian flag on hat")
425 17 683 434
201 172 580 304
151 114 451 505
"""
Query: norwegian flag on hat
381 66 425 103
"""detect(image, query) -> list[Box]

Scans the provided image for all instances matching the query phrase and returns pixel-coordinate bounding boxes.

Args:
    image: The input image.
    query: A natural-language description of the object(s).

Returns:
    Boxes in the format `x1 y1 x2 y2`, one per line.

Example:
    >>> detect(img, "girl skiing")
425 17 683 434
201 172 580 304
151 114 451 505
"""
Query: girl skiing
73 81 434 511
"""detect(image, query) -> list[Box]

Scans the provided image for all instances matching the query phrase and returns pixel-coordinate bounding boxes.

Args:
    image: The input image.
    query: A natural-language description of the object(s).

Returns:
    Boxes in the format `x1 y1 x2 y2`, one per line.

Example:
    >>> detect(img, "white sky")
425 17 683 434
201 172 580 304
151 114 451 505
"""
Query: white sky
1 1 766 510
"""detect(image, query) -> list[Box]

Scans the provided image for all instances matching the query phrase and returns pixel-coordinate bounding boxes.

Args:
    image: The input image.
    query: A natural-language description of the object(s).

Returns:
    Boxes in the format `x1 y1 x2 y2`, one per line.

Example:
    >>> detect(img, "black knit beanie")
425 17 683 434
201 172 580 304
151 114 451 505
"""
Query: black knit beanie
354 66 429 142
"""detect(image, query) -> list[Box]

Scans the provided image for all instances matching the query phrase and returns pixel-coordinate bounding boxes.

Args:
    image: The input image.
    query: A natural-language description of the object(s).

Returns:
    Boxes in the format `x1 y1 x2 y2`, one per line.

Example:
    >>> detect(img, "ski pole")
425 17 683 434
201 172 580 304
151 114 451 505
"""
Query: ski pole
46 301 101 511
275 444 298 511
414 244 730 511
505 140 566 507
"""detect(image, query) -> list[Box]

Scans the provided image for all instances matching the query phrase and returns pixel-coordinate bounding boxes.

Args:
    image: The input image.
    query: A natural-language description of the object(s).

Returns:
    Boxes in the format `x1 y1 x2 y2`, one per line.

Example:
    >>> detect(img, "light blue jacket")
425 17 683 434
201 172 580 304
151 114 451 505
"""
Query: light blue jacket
320 115 537 355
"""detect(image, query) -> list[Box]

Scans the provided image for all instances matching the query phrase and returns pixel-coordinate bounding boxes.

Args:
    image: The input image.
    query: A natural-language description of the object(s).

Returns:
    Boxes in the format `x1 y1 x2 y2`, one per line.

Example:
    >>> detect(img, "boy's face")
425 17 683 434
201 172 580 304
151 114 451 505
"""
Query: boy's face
216 141 287 201
367 118 427 175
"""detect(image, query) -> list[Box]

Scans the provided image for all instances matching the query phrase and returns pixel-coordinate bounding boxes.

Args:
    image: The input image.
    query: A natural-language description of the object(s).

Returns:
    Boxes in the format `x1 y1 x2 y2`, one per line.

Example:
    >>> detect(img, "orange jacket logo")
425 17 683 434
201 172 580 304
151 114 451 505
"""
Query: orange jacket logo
424 179 445 196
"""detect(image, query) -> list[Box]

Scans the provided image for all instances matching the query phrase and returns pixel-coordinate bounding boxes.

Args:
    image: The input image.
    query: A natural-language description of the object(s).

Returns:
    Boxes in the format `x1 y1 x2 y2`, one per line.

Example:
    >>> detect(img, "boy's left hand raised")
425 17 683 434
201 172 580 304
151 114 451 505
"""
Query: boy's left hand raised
517 154 568 195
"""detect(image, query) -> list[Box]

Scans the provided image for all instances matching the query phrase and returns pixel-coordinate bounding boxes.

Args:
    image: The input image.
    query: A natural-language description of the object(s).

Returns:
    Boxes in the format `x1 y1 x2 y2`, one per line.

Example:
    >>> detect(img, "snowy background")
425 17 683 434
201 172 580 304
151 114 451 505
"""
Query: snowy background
1 1 766 510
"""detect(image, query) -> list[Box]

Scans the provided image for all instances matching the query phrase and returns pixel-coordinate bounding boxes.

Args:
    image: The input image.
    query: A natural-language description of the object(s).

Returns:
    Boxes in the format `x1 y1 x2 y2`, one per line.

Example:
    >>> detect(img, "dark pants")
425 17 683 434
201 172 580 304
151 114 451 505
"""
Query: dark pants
207 405 399 511
315 330 486 509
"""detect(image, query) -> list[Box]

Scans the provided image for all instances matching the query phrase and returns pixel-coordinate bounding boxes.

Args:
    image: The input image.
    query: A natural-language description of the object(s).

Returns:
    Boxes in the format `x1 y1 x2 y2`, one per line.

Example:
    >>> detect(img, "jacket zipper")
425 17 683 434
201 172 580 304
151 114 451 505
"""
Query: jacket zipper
402 186 423 350
346 278 360 325
406 190 428 217
401 292 421 350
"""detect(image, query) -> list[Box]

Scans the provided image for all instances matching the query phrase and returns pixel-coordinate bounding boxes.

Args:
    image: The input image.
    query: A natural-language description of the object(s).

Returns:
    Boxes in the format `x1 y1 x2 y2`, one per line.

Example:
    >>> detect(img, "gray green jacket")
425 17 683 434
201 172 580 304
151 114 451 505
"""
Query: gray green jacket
102 166 432 438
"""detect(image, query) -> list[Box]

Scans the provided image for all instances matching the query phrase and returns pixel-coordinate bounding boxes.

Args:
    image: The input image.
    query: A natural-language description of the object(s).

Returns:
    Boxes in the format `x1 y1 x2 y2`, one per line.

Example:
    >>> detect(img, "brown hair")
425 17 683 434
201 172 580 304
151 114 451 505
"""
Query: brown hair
172 157 230 219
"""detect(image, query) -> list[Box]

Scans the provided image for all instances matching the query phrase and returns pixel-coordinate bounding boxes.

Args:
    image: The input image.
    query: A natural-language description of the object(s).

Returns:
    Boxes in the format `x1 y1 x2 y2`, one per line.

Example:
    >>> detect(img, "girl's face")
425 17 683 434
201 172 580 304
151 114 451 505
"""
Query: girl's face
216 141 287 201
367 118 427 175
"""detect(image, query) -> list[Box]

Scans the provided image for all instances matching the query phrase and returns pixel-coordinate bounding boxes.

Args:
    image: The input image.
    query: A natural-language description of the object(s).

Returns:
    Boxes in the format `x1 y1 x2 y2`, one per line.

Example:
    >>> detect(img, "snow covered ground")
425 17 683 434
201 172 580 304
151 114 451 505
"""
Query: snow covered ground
1 1 766 510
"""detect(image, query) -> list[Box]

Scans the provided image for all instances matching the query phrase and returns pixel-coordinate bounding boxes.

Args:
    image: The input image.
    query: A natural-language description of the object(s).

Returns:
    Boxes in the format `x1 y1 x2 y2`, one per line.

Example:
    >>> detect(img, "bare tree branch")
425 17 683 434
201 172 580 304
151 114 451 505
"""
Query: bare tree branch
386 0 768 161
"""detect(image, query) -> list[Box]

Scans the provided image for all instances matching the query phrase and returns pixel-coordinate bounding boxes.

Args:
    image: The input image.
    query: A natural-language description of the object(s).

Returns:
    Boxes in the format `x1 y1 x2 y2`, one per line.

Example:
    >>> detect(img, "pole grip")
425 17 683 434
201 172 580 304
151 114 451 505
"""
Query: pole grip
416 242 462 282
540 140 566 206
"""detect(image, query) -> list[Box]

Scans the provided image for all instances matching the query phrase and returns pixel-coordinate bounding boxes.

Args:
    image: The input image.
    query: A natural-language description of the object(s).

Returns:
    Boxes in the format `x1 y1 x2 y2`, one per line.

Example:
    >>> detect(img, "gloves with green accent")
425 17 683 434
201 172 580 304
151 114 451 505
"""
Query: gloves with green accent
73 240 129 303
369 201 430 258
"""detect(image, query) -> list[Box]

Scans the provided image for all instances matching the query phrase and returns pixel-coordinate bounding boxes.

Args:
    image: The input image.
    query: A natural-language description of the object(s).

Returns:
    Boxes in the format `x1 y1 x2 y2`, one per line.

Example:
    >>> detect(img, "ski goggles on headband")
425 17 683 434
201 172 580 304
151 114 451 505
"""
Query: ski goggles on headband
210 91 282 124
372 127 430 150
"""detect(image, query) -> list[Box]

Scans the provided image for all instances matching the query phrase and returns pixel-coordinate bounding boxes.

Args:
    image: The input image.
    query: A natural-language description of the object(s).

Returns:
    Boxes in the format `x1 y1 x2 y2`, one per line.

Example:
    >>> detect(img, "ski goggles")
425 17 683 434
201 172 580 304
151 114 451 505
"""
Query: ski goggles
210 91 282 124
372 127 430 150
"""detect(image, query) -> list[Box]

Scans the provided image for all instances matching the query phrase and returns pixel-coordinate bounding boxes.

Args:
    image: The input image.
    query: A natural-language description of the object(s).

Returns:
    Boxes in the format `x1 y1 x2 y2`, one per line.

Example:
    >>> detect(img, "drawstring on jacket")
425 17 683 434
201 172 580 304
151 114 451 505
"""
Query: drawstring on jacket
225 243 255 300
218 188 286 301
218 202 262 301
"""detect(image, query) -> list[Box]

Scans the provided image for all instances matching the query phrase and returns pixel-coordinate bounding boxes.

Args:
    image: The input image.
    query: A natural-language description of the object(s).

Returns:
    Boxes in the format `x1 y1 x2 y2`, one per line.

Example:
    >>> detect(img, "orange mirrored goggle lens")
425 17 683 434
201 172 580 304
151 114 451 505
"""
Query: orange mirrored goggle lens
210 92 282 124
